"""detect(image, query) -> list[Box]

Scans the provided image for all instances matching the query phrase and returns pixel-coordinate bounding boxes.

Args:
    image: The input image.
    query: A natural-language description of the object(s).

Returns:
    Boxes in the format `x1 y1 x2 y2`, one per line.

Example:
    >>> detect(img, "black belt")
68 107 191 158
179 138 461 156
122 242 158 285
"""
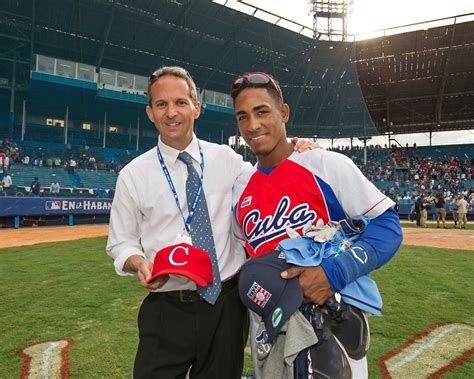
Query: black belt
157 274 239 303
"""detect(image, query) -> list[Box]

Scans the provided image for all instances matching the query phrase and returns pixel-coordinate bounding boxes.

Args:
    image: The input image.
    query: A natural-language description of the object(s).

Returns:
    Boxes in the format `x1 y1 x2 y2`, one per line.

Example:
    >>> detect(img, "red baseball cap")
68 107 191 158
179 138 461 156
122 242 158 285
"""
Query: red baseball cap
146 243 213 286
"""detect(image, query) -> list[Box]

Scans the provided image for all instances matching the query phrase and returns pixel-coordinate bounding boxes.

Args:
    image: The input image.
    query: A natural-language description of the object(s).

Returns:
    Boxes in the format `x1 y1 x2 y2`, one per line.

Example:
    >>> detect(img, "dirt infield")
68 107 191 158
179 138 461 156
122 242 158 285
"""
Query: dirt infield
402 226 474 250
1 223 473 250
0 224 109 249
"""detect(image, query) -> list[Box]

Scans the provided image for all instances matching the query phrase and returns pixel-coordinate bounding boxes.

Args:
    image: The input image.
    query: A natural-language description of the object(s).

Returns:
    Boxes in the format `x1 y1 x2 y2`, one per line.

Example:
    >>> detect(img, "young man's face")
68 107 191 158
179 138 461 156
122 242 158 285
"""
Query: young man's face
146 75 200 150
234 87 289 161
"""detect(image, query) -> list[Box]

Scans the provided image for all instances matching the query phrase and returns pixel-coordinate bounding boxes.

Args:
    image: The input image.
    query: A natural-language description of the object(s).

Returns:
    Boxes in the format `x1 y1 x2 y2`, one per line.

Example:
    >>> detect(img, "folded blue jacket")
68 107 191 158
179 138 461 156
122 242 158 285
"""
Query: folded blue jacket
278 218 382 316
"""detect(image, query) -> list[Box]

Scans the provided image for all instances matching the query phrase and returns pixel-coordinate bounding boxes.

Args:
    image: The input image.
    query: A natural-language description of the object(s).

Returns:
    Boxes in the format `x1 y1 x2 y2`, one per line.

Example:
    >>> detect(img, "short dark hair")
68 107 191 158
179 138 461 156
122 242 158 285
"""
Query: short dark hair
230 72 283 105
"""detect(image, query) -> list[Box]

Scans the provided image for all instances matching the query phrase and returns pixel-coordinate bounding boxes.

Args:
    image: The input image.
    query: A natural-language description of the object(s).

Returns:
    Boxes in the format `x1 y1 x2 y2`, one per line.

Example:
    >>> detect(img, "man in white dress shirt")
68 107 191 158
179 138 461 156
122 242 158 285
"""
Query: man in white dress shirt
107 66 255 379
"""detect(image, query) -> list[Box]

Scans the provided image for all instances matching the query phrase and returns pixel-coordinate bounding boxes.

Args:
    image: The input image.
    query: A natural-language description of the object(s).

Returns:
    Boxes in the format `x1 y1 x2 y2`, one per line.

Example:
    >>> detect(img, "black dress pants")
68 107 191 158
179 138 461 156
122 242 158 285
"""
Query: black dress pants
133 278 249 379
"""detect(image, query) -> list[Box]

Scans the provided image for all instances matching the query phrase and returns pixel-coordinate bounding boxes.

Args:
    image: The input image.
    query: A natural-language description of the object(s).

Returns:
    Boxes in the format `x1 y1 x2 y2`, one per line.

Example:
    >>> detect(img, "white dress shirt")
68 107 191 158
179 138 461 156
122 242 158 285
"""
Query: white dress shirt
106 134 253 291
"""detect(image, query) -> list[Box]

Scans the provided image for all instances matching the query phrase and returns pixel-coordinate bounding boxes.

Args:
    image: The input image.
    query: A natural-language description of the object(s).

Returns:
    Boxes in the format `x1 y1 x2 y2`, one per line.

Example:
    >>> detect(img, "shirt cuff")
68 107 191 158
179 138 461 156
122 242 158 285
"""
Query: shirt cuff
114 250 147 276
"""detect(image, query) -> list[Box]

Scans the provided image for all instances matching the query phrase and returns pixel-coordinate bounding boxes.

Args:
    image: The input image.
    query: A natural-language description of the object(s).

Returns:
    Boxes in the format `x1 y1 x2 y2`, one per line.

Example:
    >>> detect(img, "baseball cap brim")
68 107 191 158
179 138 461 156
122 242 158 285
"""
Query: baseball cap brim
238 251 303 344
263 277 303 343
146 268 210 286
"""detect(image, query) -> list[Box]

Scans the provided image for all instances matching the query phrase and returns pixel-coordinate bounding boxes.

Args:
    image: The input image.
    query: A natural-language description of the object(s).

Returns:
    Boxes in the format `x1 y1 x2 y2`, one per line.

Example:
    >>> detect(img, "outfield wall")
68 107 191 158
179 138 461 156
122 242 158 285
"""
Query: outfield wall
0 197 112 228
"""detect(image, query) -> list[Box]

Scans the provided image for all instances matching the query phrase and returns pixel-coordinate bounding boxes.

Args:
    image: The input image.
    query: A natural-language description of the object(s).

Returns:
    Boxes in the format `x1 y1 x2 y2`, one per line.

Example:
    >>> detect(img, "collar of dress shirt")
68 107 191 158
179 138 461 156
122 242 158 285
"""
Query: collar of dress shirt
158 134 202 168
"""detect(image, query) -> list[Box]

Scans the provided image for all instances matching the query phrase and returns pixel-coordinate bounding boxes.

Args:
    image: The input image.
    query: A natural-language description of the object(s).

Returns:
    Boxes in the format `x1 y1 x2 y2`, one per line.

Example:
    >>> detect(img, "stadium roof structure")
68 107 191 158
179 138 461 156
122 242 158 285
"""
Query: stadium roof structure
0 0 473 141
0 0 375 140
355 16 474 136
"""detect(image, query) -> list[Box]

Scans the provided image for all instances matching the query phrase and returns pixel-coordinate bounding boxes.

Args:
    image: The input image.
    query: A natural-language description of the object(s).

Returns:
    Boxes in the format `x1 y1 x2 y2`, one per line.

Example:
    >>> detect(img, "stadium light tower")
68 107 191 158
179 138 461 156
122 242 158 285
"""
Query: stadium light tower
309 0 353 41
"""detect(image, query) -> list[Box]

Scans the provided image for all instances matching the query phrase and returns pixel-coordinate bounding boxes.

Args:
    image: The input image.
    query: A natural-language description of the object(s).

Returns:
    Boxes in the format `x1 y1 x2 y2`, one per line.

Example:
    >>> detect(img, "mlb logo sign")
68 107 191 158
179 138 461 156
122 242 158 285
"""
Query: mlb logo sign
247 281 271 308
45 201 61 210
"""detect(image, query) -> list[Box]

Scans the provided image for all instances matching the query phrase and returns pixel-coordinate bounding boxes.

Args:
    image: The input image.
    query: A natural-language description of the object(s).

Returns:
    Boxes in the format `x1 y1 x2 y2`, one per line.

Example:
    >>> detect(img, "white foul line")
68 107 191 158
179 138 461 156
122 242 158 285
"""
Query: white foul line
41 341 60 379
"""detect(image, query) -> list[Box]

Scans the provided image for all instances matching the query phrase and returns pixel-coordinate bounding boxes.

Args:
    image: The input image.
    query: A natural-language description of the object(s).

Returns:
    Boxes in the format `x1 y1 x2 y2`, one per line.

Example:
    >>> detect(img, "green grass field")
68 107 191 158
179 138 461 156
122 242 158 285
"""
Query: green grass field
1 236 473 378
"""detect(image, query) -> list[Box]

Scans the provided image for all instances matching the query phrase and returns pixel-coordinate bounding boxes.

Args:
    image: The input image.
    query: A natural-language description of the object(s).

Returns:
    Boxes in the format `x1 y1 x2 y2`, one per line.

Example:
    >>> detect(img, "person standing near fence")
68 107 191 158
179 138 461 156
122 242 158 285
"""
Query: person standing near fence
456 194 469 229
434 193 447 228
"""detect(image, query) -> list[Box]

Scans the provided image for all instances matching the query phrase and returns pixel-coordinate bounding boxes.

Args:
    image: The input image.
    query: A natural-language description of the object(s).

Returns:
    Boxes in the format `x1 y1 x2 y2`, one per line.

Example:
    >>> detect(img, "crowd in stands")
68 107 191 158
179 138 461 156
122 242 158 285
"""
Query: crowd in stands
329 143 473 206
0 139 137 196
0 140 19 191
0 140 20 170
23 148 124 173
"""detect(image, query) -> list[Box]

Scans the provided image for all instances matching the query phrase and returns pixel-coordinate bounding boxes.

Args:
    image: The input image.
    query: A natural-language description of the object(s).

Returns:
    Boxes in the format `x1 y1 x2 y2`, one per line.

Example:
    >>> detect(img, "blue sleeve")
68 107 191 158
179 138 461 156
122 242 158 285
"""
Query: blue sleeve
321 207 403 292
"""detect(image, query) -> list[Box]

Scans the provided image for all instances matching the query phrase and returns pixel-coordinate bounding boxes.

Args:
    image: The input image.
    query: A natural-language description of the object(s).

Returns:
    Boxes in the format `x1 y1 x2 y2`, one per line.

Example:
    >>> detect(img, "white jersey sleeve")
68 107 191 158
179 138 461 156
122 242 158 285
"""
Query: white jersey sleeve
290 149 394 219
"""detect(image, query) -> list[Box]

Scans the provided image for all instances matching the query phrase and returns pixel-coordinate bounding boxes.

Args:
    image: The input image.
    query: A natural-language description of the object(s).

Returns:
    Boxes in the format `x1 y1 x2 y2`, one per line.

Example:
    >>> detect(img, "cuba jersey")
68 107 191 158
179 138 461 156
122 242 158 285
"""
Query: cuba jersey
235 149 394 257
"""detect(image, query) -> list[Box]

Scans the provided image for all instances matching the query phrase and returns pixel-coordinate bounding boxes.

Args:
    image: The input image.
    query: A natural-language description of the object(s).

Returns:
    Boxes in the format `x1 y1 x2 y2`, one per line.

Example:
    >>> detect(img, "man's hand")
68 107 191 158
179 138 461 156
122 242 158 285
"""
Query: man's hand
124 255 169 291
281 266 333 305
291 137 321 152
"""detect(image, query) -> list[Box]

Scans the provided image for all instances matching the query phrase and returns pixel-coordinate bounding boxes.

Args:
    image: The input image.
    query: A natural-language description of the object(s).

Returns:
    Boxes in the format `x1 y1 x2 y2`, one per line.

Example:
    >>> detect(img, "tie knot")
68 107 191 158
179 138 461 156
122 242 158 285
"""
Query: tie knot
178 151 194 167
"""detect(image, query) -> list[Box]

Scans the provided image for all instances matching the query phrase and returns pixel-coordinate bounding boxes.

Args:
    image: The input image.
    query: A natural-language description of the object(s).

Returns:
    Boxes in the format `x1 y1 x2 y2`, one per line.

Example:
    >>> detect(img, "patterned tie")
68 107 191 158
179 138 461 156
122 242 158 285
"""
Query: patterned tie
178 151 222 304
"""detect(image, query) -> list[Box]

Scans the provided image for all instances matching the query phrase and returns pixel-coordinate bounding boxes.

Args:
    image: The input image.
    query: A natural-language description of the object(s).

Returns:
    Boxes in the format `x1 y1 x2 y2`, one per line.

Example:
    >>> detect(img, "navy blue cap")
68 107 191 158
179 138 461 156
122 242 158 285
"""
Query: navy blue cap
238 250 303 343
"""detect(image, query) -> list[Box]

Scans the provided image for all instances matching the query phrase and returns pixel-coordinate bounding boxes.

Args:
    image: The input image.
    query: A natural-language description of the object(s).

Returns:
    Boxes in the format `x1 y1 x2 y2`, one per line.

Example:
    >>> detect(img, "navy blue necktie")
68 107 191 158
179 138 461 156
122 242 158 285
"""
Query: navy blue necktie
178 151 221 304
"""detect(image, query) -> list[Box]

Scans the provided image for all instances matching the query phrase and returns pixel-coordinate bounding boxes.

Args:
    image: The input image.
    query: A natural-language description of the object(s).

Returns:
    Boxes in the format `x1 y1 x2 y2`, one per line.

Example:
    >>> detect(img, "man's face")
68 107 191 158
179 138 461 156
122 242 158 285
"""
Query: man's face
146 75 200 150
234 87 289 159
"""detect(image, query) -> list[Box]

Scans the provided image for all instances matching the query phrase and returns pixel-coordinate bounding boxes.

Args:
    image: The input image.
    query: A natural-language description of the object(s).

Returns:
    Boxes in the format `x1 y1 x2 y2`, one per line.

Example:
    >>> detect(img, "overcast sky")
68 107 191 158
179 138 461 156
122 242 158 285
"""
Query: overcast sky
217 1 474 147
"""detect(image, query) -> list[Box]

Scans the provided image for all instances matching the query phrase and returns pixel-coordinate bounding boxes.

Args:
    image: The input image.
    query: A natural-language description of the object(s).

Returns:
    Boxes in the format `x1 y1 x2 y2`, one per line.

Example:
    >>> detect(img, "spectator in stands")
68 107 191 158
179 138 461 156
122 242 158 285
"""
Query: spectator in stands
22 155 30 165
1 173 12 190
50 180 60 194
68 158 77 174
30 177 41 196
109 158 116 172
88 156 97 170
434 193 447 228
108 187 115 199
4 155 10 171
13 144 20 163
455 194 469 229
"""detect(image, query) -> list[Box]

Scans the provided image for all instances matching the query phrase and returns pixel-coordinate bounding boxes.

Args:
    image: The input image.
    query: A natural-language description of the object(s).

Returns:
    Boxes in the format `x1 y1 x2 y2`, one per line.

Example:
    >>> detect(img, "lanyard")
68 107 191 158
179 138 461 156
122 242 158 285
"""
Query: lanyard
156 141 205 234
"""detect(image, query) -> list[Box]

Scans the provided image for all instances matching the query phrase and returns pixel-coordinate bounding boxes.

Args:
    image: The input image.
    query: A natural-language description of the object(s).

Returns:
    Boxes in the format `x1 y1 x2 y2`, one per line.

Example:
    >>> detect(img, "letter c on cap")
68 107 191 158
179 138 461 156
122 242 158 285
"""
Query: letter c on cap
169 246 189 266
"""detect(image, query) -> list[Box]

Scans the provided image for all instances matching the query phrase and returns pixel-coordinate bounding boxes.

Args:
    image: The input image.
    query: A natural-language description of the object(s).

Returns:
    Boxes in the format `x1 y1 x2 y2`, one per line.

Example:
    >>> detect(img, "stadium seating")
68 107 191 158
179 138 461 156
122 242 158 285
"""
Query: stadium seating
75 168 118 190
4 137 472 202
8 165 75 188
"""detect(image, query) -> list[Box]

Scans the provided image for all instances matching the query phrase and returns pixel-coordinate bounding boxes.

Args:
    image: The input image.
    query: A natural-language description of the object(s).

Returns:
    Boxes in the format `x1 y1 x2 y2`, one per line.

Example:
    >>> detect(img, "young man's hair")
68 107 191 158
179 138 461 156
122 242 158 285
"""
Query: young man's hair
230 74 283 105
258 85 282 105
147 66 199 106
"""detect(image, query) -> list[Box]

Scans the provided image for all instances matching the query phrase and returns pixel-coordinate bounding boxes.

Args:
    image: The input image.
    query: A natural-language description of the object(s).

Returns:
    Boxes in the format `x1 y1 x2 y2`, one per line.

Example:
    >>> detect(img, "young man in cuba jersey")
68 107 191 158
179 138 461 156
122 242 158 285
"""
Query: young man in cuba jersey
230 72 403 378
